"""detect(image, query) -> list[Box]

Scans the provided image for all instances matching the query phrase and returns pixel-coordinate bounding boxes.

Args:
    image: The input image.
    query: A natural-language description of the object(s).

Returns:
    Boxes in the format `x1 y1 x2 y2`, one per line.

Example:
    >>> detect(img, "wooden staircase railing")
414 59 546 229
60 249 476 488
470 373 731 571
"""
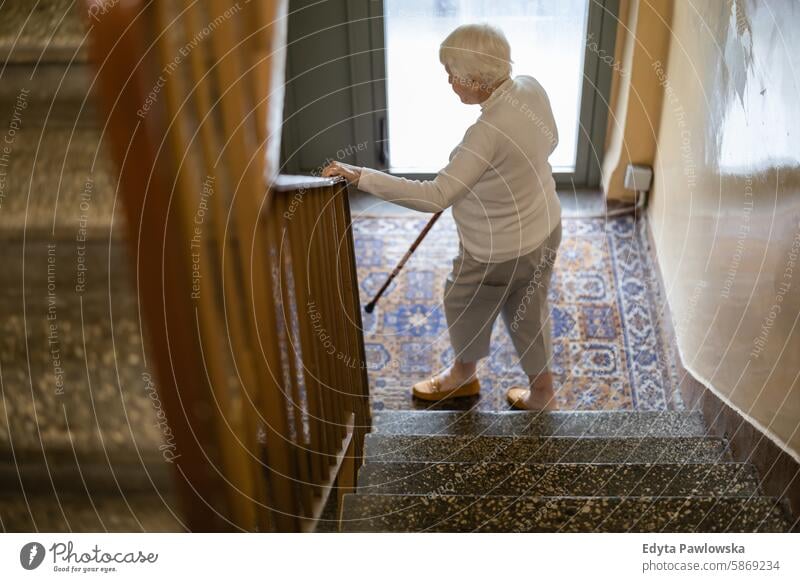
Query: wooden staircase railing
84 0 370 532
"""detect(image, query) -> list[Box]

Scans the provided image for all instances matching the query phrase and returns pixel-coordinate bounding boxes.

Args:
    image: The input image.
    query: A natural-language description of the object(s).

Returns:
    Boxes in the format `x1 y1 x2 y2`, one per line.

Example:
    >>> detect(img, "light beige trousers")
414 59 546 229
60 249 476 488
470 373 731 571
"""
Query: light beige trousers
443 222 562 377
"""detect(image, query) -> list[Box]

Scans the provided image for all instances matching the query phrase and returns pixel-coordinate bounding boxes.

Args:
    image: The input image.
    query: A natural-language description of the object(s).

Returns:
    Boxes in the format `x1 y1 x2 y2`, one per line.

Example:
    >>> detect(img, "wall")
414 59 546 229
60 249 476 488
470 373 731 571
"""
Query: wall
650 0 800 458
601 0 673 201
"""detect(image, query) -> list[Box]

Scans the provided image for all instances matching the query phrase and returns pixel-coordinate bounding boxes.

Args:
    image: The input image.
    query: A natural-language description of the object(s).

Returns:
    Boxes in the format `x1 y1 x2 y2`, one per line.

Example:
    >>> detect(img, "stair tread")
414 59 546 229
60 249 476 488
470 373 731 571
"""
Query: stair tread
357 461 760 497
0 239 165 464
0 0 87 64
0 125 121 239
364 433 731 464
0 491 184 532
1 442 174 494
341 494 791 532
0 63 97 127
372 410 708 437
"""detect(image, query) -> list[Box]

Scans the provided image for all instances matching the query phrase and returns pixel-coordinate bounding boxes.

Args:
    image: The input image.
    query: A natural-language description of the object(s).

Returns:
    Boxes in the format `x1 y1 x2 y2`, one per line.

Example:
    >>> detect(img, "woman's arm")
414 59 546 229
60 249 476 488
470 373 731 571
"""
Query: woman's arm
323 121 496 213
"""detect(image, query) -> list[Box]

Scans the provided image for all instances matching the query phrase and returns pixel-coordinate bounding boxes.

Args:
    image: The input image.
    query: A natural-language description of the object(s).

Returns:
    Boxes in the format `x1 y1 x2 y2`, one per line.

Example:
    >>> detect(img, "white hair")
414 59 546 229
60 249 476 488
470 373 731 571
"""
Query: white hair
439 23 513 86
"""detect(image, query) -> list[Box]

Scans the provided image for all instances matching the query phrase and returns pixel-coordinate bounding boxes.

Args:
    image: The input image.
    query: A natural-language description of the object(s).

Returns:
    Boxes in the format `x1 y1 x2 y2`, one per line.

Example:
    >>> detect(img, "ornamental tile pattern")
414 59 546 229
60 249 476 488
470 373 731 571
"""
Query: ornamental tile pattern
352 214 681 412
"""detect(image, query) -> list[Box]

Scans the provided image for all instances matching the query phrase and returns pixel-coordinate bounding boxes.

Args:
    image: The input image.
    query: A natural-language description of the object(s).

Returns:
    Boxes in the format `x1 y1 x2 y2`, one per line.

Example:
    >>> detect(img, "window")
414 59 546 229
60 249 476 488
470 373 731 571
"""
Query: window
384 0 590 174
280 0 616 187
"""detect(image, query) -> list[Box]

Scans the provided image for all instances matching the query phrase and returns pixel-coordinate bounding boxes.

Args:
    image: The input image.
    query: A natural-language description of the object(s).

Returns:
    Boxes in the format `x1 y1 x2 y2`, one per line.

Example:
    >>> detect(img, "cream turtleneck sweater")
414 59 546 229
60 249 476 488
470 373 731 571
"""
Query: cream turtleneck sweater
356 75 561 263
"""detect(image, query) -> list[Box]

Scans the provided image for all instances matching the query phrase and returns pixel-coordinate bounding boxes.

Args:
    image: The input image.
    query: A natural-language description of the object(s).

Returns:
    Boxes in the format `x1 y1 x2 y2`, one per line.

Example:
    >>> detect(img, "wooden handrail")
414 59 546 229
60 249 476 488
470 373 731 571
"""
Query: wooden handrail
84 0 370 532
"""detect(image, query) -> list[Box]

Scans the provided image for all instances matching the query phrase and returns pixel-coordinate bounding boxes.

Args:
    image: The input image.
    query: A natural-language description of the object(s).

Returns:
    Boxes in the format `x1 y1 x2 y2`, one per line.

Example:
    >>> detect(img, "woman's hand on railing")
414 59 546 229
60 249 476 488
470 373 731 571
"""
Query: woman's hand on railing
322 161 362 184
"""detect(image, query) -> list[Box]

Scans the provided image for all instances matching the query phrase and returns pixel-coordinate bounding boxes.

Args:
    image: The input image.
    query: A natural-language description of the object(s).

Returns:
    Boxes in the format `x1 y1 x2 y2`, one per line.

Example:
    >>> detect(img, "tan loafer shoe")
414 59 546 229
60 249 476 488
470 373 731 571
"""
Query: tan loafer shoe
412 375 481 401
506 386 559 411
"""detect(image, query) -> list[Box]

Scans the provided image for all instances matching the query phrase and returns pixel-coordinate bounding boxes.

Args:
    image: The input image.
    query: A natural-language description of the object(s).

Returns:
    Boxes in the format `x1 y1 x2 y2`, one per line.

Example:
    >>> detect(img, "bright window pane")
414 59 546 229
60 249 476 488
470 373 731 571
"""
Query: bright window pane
384 0 589 173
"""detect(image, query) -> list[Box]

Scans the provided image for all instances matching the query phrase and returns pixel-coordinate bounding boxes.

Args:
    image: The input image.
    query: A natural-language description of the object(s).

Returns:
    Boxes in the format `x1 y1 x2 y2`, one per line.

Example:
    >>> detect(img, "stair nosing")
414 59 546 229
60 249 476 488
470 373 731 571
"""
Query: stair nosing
359 460 754 468
340 493 790 532
344 492 782 501
356 461 760 496
366 432 728 444
372 410 705 416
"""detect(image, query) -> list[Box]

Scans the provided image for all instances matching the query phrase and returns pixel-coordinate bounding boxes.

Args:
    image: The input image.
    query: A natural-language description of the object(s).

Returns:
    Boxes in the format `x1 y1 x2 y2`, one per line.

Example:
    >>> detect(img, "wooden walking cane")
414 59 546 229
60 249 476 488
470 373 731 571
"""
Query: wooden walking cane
364 211 443 313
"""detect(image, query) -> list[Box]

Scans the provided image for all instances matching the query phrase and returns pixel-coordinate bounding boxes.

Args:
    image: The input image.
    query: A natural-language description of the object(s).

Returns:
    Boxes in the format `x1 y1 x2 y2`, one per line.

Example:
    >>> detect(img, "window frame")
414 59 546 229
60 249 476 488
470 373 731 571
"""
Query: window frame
354 0 620 188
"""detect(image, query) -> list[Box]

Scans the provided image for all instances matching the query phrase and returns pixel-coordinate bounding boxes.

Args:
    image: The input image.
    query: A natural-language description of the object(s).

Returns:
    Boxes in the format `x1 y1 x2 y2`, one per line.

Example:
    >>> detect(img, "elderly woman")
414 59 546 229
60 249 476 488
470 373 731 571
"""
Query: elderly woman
323 23 562 410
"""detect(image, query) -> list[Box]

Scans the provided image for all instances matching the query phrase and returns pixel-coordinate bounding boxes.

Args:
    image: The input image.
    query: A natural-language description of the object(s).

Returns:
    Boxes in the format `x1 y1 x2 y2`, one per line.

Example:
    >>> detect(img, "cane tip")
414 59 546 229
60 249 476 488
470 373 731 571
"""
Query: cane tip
364 303 375 314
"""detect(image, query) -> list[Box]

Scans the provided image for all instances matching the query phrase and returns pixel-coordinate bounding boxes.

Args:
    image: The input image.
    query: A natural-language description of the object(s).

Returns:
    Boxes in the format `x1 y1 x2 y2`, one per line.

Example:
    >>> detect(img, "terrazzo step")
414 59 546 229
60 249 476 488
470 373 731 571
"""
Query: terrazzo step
0 63 98 127
0 124 121 238
364 433 733 464
356 461 760 497
0 491 185 532
341 494 792 532
372 410 708 438
0 0 88 64
0 240 165 472
0 445 175 496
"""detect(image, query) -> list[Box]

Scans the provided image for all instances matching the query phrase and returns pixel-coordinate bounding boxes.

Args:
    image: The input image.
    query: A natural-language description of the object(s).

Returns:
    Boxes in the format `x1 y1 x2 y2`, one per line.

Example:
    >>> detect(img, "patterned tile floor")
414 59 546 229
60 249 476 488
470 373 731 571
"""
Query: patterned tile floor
352 213 682 412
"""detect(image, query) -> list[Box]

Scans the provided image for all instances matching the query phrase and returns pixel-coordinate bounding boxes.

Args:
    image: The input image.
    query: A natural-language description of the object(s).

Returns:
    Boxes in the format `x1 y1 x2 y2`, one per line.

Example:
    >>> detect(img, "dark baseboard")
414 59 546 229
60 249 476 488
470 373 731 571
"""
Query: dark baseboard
643 217 800 531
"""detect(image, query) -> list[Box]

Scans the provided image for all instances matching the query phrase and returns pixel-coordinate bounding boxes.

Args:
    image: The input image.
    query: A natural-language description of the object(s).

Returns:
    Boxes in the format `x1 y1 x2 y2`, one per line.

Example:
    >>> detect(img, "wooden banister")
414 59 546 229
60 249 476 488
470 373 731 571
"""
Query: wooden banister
84 0 370 532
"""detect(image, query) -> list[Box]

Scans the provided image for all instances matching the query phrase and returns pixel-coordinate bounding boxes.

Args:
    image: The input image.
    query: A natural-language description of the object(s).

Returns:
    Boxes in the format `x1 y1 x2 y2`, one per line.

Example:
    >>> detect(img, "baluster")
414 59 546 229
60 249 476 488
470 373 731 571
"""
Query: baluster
183 0 273 531
304 190 342 460
318 188 349 445
88 0 238 530
272 192 315 515
283 189 329 493
327 188 357 424
208 0 297 531
153 2 256 530
334 186 372 456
